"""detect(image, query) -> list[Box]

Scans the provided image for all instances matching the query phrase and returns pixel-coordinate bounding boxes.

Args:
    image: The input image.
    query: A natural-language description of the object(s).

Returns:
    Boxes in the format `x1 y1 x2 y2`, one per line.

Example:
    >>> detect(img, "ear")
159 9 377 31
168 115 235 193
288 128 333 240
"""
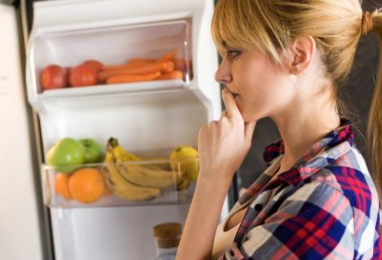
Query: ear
287 36 316 74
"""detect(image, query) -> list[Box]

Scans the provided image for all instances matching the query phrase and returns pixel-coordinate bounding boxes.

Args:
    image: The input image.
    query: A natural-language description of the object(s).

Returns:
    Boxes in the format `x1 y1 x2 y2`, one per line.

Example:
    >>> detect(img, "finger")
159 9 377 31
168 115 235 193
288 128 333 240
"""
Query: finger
220 110 228 119
222 89 240 118
244 121 257 143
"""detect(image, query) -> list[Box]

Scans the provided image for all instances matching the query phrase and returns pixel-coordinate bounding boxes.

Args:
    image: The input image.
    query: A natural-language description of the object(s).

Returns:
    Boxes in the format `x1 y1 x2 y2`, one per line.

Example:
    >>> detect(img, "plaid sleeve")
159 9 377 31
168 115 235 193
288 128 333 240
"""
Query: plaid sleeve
220 182 358 260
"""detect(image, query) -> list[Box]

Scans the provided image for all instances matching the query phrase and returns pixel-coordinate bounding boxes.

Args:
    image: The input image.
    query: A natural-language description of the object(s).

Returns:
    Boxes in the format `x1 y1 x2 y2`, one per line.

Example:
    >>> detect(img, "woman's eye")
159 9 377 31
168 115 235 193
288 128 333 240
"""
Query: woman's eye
226 50 241 59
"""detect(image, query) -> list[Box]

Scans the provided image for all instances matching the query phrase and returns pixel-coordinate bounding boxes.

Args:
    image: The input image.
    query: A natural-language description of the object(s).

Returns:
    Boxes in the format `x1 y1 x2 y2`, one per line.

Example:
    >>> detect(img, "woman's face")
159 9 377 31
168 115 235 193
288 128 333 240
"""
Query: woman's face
215 46 296 122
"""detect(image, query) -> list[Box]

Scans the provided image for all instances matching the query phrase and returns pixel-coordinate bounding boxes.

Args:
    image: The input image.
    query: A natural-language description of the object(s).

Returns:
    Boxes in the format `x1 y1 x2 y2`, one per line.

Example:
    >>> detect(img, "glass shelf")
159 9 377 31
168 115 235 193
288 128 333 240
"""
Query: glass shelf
37 79 187 100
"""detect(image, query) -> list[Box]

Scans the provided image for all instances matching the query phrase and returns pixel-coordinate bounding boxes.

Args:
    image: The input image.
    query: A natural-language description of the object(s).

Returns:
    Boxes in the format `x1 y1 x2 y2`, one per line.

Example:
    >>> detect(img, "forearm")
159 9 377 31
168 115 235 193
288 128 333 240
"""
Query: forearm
176 173 232 260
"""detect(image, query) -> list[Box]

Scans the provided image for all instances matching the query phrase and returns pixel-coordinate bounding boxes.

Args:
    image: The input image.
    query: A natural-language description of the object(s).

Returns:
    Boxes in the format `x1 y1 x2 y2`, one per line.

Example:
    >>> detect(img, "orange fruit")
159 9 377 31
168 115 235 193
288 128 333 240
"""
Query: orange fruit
68 168 105 204
55 173 72 200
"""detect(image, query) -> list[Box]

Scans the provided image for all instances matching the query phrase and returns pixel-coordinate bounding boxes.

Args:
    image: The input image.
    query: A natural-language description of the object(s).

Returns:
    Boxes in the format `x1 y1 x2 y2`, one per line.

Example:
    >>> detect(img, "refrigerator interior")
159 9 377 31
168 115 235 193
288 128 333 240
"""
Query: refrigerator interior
26 0 222 259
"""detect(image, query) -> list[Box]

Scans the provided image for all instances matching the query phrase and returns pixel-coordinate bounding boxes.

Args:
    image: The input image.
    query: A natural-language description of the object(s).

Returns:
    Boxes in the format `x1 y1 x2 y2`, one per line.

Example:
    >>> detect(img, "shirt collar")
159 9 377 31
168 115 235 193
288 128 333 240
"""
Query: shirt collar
262 118 354 186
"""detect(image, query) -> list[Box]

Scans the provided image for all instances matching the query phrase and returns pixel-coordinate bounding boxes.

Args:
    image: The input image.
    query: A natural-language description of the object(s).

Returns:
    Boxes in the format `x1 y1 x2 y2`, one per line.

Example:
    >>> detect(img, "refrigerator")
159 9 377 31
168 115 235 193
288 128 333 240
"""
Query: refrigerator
2 0 226 260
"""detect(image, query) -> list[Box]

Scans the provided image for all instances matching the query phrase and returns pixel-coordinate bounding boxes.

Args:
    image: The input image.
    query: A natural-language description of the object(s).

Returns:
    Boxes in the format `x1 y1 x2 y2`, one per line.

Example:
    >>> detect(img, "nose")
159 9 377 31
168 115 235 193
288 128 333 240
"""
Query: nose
214 58 232 84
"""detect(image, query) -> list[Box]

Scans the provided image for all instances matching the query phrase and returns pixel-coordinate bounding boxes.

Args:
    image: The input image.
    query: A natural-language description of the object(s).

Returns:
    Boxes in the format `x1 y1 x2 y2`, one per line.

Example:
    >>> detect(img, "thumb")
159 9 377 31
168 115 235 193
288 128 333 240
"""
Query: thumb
244 121 257 143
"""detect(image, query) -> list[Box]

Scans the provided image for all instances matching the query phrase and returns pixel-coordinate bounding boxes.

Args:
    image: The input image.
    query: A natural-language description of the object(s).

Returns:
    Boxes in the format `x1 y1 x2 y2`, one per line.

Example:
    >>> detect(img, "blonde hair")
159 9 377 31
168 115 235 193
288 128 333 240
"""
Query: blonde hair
368 10 382 200
212 0 382 198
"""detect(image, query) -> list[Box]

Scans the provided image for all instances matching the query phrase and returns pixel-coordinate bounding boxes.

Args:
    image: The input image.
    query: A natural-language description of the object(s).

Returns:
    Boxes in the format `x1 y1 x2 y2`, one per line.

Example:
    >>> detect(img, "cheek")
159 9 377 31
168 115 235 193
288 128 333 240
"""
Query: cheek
235 74 291 120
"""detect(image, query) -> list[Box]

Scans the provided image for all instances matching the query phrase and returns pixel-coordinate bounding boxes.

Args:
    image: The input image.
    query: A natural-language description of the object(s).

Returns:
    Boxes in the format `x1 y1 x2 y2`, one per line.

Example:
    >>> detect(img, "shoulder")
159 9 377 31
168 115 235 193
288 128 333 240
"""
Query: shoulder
305 147 380 251
312 146 378 209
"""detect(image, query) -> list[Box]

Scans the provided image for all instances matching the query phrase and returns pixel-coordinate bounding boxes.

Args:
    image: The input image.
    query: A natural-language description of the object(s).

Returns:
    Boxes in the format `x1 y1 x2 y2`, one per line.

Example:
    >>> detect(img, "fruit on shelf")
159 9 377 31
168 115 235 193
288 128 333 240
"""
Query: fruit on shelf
176 178 190 191
46 138 86 174
68 168 105 204
170 146 199 182
79 138 103 164
102 146 160 202
109 138 185 189
54 173 72 200
69 64 98 87
82 59 103 73
37 49 191 92
40 64 68 91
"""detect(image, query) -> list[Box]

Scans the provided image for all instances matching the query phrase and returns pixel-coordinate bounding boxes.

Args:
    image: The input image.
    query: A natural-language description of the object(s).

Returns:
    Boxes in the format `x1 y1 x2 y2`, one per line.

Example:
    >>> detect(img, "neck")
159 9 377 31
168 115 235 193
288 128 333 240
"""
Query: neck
270 84 341 171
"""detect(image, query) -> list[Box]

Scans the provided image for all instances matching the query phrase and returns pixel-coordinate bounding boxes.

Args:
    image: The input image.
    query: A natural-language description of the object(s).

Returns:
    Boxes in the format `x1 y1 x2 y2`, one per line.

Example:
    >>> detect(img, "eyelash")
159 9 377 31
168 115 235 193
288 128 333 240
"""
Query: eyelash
226 50 241 59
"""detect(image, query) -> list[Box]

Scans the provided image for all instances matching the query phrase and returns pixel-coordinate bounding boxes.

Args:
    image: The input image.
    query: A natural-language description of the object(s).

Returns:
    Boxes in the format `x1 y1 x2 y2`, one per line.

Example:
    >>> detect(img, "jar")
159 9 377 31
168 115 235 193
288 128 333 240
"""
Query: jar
153 222 182 260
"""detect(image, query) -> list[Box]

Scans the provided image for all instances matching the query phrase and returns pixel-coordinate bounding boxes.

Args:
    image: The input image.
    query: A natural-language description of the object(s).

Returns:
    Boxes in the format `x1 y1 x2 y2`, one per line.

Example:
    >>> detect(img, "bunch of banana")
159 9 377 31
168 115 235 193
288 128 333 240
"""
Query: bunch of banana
108 138 167 171
102 145 160 202
109 138 186 190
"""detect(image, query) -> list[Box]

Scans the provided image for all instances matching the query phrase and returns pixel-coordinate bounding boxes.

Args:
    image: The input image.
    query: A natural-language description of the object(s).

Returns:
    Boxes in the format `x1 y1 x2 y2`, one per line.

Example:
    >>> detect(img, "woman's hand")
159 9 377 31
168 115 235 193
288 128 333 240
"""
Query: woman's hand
198 88 257 182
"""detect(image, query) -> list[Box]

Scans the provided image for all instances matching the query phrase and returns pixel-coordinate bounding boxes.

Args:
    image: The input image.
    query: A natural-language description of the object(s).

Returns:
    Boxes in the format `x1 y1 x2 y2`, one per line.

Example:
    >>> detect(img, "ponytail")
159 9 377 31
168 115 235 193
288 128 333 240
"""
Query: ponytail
367 9 382 200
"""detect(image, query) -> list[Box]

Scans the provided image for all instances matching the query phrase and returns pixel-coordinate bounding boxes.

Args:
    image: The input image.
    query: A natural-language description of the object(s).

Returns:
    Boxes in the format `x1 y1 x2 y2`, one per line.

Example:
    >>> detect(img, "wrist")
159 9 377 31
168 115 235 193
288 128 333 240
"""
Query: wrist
197 169 233 190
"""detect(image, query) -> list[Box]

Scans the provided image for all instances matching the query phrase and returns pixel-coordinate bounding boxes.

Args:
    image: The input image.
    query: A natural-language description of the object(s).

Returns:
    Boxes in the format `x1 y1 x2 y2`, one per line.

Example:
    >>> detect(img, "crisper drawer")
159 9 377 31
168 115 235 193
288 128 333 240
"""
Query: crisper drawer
28 18 192 99
42 140 198 208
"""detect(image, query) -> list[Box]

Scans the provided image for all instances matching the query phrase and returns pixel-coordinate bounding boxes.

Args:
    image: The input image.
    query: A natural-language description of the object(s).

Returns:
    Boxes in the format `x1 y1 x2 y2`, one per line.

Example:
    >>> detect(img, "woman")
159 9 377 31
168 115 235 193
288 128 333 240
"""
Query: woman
176 0 382 259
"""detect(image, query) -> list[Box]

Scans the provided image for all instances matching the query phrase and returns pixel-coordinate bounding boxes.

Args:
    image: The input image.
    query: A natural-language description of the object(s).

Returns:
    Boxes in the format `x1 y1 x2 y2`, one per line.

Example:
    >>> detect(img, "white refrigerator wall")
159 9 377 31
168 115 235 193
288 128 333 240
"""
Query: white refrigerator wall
0 4 43 260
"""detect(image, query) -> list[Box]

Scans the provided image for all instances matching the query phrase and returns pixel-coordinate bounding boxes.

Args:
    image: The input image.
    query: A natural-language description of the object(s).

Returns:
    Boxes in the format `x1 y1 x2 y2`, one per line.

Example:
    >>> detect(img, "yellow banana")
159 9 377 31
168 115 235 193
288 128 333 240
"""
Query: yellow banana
176 178 190 191
109 138 185 189
102 147 160 202
108 137 170 170
117 163 182 189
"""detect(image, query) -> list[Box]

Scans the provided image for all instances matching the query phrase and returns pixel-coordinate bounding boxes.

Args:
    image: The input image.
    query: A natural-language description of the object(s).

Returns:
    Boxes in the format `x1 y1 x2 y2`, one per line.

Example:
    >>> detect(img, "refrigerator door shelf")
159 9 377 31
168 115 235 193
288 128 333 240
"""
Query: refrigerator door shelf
27 18 192 103
42 155 197 208
35 79 187 100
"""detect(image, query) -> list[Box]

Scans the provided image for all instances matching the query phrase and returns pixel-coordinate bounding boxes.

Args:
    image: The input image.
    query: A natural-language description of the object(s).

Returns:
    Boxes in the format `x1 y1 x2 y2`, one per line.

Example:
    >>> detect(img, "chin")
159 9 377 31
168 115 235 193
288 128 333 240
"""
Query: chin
241 113 258 123
241 110 264 124
237 103 263 123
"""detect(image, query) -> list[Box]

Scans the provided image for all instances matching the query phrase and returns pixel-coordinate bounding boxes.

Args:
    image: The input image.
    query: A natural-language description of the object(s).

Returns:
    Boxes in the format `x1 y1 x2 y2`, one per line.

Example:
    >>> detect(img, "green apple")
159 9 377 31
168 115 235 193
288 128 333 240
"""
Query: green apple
79 138 103 163
46 138 86 174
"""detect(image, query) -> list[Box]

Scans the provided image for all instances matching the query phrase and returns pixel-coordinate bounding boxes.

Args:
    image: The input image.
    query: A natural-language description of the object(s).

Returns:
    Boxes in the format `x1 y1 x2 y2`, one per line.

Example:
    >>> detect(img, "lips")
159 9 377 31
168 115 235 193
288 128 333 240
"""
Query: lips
224 87 238 98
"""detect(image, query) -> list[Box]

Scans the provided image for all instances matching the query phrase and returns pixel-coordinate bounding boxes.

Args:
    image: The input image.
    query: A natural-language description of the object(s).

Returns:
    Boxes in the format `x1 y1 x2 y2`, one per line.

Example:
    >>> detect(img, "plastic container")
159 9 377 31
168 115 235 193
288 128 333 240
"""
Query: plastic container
42 157 196 208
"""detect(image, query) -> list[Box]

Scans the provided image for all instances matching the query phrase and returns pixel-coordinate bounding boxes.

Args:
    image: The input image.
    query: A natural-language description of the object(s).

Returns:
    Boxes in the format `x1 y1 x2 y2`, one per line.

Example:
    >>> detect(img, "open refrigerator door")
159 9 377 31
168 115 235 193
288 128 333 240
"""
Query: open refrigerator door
26 0 223 259
0 3 43 260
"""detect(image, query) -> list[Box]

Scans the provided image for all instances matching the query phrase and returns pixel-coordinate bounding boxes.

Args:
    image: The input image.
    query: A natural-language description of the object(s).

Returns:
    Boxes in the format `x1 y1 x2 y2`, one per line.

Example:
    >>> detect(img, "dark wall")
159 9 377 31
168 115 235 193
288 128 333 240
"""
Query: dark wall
236 0 381 194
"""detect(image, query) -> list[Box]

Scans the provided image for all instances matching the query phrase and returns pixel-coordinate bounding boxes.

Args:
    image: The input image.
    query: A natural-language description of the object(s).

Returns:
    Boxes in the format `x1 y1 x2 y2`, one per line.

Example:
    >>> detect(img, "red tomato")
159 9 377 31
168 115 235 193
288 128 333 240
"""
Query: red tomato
82 60 103 73
40 65 68 91
69 65 98 87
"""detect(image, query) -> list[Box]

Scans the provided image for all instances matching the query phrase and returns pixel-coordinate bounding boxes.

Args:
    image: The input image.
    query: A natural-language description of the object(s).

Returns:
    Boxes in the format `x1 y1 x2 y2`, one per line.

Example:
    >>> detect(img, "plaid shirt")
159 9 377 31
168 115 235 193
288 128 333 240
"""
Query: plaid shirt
219 120 382 260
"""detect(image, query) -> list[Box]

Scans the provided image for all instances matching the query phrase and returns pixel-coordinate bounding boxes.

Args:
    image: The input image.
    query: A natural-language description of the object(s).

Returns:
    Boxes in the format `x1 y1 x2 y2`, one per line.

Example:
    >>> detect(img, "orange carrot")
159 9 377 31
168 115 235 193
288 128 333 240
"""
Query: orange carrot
158 50 177 61
128 58 156 64
101 60 173 73
156 70 184 80
128 50 177 64
99 61 174 82
106 72 161 84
